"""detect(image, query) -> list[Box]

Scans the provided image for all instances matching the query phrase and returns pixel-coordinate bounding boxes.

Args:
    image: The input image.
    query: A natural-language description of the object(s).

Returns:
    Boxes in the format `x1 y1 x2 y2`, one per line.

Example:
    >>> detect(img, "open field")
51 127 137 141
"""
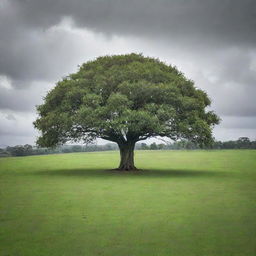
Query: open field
0 150 256 256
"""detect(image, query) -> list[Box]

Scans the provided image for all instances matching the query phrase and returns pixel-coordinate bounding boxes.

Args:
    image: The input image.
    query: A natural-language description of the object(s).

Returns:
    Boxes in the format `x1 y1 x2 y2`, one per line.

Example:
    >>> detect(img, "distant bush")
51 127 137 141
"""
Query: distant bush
0 148 11 157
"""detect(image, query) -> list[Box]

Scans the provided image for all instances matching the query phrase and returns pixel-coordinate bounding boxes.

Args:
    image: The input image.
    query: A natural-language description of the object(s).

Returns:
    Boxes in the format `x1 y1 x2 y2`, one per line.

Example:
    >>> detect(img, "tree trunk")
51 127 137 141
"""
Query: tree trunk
117 141 137 171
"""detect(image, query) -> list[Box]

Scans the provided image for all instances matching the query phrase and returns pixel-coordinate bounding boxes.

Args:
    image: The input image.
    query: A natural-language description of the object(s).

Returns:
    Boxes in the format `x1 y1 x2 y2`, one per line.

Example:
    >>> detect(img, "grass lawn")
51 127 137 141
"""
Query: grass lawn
0 150 256 256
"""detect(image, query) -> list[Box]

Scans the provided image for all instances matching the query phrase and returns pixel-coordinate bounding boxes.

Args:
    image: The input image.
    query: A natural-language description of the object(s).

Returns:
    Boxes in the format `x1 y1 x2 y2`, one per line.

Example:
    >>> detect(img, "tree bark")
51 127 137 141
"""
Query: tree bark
117 141 137 170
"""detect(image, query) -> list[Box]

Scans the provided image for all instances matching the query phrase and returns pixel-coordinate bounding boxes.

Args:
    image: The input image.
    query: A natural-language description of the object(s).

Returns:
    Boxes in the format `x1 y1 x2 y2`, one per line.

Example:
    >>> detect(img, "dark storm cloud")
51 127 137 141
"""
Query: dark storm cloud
1 0 256 83
10 0 256 46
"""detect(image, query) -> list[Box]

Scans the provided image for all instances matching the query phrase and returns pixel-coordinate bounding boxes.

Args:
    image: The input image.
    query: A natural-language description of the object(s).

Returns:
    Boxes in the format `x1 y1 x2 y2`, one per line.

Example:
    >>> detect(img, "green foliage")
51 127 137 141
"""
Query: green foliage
34 53 219 147
149 142 158 150
5 144 33 156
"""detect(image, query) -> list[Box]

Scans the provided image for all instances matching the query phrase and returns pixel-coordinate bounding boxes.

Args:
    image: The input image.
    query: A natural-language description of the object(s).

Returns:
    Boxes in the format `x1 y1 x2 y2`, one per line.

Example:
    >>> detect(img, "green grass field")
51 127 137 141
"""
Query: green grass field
0 150 256 256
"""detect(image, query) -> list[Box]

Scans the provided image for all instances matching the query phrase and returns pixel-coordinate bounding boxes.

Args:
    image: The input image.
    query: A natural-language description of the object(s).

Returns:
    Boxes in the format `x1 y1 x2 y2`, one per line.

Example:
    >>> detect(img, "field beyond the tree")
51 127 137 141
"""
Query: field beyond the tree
0 150 256 256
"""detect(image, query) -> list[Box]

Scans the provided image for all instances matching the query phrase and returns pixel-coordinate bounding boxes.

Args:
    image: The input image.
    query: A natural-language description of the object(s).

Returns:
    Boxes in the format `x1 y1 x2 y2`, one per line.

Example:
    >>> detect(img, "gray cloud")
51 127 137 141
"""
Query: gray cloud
2 0 256 84
186 49 256 117
219 116 256 129
0 0 256 144
10 0 256 46
5 114 16 121
0 80 52 111
0 110 37 145
0 14 138 85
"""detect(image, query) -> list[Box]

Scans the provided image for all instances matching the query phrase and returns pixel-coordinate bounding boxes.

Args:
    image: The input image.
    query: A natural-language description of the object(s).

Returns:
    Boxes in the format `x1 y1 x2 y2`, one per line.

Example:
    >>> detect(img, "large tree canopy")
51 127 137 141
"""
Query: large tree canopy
34 53 219 170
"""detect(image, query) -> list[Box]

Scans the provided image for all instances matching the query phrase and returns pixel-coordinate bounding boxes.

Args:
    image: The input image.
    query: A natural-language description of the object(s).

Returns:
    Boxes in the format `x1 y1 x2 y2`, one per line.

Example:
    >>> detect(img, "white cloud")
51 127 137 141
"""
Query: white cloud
0 110 38 146
0 75 12 90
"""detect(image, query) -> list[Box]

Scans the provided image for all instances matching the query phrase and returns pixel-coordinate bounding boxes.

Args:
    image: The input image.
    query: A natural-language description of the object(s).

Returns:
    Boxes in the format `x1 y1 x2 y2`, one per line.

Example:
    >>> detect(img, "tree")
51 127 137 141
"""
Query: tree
237 137 250 149
150 142 158 150
34 53 219 170
140 143 149 150
71 145 83 152
158 144 166 150
6 145 31 156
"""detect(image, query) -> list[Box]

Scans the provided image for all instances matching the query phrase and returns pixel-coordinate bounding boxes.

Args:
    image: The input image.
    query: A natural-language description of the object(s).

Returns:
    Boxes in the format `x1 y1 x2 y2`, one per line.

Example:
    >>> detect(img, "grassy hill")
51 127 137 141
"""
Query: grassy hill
0 150 256 256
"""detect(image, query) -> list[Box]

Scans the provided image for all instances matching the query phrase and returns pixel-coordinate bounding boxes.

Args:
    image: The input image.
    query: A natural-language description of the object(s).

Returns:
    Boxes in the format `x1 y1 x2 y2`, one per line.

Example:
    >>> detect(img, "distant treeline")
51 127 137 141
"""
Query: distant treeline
0 143 118 157
139 137 256 150
0 137 255 157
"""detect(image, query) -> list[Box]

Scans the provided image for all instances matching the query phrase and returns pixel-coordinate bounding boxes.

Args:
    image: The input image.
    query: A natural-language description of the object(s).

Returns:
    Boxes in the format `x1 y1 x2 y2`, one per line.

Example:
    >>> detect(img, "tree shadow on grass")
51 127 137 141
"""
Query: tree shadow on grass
34 168 228 179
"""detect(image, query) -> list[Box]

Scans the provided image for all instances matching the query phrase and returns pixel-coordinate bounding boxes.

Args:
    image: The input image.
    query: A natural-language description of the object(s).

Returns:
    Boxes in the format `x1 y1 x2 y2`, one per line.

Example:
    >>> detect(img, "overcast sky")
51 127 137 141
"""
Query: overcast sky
0 0 256 146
